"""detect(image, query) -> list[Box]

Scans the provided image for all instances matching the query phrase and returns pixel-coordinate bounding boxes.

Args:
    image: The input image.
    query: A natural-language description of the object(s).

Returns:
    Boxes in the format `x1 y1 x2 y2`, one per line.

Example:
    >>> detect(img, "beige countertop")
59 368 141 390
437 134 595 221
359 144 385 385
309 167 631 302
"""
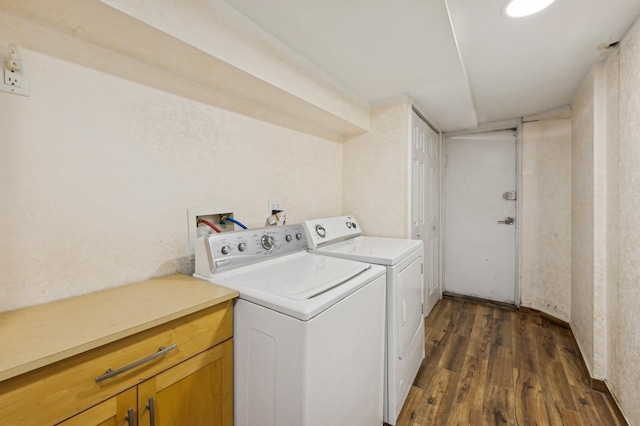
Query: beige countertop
0 274 238 382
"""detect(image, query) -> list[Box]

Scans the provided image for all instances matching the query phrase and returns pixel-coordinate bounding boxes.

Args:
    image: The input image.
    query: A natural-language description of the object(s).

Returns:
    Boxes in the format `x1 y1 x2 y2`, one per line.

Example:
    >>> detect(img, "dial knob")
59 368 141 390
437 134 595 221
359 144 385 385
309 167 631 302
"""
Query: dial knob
261 235 276 250
346 222 352 228
221 245 231 255
238 243 247 252
296 232 303 240
315 225 326 238
285 234 293 242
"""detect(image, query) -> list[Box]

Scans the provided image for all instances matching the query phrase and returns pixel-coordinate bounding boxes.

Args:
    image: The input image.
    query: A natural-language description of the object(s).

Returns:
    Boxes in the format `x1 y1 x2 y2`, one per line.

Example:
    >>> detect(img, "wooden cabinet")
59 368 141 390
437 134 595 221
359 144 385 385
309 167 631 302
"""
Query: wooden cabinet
57 388 137 426
0 275 237 426
137 340 233 426
58 340 233 426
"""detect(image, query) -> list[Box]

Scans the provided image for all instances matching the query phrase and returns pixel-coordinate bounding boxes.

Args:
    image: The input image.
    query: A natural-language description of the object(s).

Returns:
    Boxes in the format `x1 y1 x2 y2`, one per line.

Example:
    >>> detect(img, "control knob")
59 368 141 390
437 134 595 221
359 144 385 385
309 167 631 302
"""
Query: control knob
285 234 293 242
315 225 326 238
261 235 276 250
238 243 247 252
221 245 231 255
296 232 303 240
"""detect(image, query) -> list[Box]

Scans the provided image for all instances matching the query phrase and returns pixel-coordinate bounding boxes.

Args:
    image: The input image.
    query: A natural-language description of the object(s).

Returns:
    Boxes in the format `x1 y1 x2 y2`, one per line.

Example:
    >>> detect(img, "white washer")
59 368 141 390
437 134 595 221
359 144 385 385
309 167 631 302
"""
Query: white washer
194 224 386 426
302 216 425 425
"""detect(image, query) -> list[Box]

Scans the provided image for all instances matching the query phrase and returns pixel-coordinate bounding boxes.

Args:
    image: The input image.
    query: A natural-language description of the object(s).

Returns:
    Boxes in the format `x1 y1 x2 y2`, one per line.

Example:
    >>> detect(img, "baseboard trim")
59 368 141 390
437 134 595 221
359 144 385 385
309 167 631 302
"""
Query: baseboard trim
442 292 517 311
594 380 628 424
518 306 570 329
519 305 628 425
592 378 608 393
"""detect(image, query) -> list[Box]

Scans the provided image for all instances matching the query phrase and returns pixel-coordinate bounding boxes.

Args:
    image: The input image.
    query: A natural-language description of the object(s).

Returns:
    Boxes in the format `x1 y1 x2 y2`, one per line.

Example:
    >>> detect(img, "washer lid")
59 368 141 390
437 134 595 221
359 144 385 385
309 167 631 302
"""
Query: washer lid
313 236 423 266
211 252 385 321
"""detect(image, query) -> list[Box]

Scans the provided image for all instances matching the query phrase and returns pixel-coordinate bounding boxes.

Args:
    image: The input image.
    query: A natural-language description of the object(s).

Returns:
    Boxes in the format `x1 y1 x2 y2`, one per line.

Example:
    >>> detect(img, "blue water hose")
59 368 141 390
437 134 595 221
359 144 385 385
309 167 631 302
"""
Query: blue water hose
221 216 248 229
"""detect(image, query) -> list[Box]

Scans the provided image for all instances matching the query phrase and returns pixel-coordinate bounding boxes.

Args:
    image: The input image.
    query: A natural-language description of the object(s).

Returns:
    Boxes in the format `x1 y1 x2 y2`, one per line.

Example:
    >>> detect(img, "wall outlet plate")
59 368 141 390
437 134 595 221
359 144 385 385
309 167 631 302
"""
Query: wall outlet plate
268 198 283 216
0 57 28 97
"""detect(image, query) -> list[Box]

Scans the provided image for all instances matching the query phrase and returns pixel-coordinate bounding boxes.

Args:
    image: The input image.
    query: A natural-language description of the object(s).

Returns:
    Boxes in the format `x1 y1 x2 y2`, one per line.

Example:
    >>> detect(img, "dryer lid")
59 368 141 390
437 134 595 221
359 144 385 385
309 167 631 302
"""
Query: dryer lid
315 237 423 266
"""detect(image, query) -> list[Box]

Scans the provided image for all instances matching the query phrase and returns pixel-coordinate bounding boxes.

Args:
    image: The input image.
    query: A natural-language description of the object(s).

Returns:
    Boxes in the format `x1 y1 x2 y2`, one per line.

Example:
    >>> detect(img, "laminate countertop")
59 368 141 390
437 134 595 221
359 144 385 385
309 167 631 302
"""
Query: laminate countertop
0 274 237 382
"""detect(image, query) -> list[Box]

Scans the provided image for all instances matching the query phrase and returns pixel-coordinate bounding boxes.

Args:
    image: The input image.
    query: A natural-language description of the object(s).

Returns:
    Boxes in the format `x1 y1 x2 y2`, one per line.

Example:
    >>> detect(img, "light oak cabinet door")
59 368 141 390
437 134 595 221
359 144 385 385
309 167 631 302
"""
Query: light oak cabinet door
57 387 136 426
59 340 233 426
138 339 233 426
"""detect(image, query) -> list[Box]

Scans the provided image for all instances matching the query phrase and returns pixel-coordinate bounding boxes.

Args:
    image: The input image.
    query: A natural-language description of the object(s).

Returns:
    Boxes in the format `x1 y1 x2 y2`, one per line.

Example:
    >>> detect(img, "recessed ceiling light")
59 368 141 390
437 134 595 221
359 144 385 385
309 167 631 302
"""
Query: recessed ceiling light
504 0 556 18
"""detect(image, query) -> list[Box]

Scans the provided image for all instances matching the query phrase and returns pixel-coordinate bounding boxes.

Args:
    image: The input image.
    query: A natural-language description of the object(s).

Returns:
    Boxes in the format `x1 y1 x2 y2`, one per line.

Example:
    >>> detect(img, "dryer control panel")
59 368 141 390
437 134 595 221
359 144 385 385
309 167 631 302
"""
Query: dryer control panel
195 224 308 277
303 215 362 249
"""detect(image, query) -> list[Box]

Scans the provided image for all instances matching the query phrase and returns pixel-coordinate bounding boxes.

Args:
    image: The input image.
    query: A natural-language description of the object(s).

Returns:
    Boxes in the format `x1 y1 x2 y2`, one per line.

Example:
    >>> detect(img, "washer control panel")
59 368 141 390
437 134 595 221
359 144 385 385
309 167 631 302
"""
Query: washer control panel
197 224 308 274
302 215 361 249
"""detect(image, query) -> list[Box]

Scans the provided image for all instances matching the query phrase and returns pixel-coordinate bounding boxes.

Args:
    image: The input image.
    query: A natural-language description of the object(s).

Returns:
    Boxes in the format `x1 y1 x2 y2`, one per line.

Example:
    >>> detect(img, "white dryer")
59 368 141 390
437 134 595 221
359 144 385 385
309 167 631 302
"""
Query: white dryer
303 216 425 425
194 224 386 426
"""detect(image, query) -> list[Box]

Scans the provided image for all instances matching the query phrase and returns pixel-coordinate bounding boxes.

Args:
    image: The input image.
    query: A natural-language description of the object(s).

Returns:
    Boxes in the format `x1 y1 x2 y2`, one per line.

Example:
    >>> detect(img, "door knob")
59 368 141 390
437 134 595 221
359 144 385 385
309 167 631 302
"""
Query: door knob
498 217 514 225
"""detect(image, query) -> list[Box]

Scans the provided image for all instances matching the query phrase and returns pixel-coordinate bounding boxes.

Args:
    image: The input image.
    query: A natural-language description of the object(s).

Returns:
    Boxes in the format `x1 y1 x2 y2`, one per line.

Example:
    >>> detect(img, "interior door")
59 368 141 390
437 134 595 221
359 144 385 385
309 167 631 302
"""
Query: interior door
444 129 517 304
411 110 441 317
425 122 441 315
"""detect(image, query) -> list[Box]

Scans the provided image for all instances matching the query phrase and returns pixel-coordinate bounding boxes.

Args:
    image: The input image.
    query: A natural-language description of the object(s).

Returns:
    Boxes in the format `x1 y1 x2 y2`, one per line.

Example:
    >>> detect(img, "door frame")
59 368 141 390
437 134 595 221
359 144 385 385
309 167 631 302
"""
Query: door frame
441 119 523 306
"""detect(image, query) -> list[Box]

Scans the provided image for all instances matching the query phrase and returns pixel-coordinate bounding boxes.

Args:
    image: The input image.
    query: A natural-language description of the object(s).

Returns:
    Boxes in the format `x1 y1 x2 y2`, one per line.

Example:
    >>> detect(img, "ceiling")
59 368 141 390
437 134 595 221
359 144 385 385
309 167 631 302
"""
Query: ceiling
220 0 640 132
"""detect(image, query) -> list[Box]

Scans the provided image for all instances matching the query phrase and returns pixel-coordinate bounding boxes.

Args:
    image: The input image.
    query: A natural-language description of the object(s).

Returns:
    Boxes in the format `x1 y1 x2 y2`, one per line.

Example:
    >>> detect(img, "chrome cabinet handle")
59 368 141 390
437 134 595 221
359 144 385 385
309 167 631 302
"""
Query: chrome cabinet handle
95 344 177 383
126 408 134 426
147 397 156 426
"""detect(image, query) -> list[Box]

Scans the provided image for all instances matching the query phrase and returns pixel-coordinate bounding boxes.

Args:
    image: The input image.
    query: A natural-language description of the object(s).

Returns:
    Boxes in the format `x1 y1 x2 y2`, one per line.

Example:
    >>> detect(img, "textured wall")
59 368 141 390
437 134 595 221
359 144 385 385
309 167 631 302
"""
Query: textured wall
342 99 411 238
568 14 640 421
609 15 640 424
591 65 607 379
0 28 343 312
606 50 624 420
101 0 370 133
605 49 622 417
570 71 595 374
521 119 572 321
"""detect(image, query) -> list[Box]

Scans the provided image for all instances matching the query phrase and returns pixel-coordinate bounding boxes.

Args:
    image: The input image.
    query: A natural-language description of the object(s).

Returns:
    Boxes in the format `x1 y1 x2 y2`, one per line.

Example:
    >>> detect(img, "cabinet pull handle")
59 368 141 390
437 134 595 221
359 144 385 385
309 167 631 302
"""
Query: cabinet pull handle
95 344 178 383
126 408 134 426
147 397 156 426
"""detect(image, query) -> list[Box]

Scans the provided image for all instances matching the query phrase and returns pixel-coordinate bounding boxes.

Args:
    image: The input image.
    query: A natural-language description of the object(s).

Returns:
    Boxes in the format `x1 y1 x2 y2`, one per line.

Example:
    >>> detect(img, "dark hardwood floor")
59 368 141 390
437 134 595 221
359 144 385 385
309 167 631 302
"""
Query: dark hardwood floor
394 297 627 426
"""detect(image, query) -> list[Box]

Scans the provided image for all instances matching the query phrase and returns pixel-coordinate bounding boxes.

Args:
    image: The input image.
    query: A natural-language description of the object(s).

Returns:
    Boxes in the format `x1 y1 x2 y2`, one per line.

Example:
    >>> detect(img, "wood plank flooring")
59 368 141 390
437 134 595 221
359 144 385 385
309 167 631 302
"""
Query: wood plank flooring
394 297 626 426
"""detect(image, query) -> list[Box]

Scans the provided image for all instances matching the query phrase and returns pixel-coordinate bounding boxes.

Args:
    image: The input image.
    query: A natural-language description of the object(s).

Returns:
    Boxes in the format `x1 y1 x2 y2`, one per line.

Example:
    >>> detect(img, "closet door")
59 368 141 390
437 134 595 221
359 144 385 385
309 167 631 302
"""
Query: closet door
411 110 441 317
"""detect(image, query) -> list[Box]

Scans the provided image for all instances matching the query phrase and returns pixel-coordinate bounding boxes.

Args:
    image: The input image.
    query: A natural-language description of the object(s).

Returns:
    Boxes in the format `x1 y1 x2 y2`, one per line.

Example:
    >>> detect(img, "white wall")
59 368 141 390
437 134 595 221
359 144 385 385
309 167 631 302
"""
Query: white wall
101 0 371 133
521 118 572 321
570 69 596 375
568 13 640 423
0 20 343 312
0 2 370 142
342 98 412 238
608 15 640 424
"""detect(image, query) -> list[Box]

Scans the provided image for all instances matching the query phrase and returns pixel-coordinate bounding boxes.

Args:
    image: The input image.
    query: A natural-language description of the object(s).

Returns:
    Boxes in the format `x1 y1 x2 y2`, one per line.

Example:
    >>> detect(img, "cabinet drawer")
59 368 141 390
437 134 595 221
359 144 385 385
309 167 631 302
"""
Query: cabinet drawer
0 300 233 426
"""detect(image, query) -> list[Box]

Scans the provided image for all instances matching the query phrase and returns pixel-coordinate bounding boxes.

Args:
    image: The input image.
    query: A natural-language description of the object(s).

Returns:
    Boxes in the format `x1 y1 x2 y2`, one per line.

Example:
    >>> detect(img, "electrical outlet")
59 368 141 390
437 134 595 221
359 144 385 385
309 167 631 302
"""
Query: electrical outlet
4 66 21 87
268 198 283 216
0 58 29 96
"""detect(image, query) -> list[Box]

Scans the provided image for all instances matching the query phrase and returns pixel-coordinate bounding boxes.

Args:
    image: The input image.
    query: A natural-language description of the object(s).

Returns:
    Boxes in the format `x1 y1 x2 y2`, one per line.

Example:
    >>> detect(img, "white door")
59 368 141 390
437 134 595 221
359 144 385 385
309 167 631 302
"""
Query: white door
444 130 517 304
411 110 441 316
